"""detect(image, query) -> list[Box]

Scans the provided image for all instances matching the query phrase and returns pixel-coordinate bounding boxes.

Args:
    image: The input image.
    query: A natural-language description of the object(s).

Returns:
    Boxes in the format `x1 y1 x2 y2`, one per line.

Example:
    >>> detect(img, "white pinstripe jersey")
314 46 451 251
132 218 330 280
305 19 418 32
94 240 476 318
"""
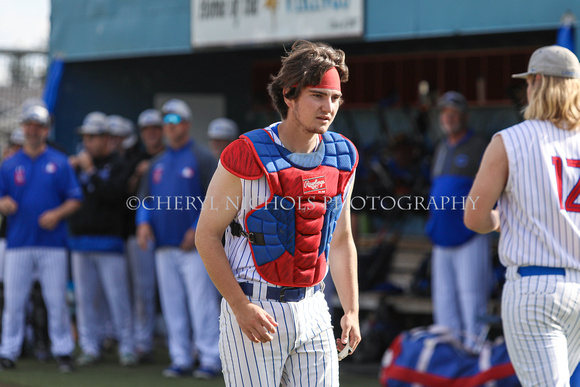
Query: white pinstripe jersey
223 124 354 285
497 120 580 269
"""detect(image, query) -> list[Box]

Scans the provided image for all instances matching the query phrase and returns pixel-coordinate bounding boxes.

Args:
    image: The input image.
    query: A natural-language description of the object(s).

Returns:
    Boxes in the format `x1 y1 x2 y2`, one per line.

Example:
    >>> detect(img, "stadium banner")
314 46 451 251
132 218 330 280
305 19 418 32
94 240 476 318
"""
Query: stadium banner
191 0 364 47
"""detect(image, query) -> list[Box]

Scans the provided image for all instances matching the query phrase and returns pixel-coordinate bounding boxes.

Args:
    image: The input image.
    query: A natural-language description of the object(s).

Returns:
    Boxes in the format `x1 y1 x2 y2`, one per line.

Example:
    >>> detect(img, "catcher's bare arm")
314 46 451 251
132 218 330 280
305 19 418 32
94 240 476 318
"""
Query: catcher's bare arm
195 162 278 344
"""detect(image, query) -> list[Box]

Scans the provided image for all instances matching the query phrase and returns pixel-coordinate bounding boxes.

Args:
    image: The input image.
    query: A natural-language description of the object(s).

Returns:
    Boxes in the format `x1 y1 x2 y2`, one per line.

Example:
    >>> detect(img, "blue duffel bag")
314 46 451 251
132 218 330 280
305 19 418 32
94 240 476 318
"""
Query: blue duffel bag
379 325 520 387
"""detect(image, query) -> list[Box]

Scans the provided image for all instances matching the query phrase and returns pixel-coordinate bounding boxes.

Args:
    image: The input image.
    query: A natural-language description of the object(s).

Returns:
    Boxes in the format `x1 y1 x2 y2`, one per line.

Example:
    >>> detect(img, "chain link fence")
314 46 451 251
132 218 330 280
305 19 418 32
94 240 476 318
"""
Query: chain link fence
0 49 48 152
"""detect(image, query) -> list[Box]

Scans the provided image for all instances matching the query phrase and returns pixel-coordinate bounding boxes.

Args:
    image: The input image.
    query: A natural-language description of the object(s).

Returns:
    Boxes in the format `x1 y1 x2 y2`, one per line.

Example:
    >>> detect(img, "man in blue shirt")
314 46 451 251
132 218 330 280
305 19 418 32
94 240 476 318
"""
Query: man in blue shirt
136 99 221 378
124 108 165 363
0 104 82 373
426 91 491 350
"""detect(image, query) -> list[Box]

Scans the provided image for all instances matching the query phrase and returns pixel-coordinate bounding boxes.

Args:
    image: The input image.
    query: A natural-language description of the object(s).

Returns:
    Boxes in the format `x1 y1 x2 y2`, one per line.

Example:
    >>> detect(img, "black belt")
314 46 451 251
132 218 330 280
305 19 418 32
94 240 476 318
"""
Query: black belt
239 282 321 303
517 266 565 277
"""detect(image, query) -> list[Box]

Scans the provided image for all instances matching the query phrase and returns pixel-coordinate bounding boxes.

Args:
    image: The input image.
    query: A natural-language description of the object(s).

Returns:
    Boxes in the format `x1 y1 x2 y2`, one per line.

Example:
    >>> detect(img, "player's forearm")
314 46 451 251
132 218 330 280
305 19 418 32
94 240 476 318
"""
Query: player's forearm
464 208 500 234
51 199 82 220
329 240 359 315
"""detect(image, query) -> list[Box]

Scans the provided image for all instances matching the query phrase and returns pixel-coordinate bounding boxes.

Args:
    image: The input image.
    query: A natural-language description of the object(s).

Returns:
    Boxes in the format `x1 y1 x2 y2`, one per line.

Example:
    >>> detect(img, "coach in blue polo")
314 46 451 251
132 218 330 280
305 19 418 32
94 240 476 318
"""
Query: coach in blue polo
426 91 491 350
0 104 82 373
136 99 221 379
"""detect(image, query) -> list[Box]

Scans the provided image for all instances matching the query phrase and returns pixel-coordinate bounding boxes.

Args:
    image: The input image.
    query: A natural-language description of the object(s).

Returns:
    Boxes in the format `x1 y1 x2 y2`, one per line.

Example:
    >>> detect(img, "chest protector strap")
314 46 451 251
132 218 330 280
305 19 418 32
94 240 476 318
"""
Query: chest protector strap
223 128 358 287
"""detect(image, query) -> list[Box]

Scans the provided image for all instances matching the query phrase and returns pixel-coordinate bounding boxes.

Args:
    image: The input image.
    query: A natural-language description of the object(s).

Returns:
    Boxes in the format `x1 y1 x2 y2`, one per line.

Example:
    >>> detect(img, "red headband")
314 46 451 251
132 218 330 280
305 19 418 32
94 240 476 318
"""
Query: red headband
311 67 341 91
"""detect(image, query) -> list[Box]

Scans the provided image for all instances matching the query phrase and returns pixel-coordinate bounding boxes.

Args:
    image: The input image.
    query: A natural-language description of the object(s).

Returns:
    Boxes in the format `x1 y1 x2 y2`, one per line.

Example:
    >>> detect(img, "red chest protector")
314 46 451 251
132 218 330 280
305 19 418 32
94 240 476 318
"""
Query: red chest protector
221 127 358 287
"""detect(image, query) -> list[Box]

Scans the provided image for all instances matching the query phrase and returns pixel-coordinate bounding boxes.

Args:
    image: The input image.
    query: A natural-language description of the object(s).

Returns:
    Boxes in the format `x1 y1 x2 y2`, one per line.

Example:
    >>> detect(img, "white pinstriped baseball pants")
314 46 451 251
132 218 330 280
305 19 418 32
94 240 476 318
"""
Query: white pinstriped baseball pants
431 233 491 349
219 287 339 387
72 251 134 356
0 238 6 282
126 236 157 353
502 266 580 387
0 247 74 360
155 248 221 369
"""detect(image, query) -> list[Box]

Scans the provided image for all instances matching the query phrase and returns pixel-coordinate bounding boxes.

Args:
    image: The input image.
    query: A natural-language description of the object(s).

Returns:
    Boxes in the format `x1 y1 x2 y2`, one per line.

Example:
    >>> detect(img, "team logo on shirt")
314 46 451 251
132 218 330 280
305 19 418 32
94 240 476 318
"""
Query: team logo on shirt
302 175 326 195
181 167 194 179
45 162 57 174
153 165 164 184
14 166 25 186
454 154 469 168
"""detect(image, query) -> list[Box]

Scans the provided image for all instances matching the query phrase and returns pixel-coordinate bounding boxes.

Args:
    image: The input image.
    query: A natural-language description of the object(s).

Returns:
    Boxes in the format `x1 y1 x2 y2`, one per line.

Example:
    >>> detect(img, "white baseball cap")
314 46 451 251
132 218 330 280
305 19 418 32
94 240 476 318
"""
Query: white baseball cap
137 109 163 128
21 105 50 126
161 99 192 122
107 115 134 137
122 133 139 150
208 118 239 140
512 45 580 79
78 111 108 135
9 127 25 146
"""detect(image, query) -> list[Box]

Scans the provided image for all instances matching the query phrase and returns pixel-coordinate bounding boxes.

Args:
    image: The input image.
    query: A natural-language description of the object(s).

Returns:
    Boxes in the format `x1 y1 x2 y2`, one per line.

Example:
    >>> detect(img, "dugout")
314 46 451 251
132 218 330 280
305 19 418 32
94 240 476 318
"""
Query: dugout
48 0 580 155
46 0 580 356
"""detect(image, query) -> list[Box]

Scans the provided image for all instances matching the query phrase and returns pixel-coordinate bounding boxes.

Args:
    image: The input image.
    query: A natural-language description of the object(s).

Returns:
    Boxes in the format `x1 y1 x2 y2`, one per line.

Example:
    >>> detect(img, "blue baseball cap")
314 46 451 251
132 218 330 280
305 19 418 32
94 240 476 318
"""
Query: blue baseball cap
437 91 468 113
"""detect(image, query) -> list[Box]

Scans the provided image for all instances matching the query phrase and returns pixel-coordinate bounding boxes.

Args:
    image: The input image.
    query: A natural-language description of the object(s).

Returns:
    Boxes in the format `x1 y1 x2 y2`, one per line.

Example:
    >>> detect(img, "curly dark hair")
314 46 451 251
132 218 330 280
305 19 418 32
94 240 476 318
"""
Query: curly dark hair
267 40 349 119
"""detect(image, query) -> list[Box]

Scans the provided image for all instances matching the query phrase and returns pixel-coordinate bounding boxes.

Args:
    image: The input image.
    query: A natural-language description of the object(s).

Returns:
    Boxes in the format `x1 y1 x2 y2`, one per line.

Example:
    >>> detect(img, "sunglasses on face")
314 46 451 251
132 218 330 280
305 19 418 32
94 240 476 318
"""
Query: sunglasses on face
163 113 182 124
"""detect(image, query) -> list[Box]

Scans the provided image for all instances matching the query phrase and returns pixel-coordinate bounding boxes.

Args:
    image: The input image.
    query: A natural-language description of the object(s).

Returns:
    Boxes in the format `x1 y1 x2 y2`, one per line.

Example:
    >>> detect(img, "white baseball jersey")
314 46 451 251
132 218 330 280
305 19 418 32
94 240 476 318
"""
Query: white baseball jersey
497 119 580 386
498 119 580 269
223 174 271 285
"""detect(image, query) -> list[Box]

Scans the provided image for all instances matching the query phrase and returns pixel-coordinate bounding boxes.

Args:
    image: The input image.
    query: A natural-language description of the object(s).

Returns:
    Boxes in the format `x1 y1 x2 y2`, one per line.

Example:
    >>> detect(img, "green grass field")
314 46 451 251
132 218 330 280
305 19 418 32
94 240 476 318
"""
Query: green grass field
0 349 382 387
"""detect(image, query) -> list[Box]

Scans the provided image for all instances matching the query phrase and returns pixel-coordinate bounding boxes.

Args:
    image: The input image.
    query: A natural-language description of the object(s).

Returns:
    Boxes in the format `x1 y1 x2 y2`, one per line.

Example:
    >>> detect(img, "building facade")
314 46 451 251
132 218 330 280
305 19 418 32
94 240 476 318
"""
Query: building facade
48 0 580 153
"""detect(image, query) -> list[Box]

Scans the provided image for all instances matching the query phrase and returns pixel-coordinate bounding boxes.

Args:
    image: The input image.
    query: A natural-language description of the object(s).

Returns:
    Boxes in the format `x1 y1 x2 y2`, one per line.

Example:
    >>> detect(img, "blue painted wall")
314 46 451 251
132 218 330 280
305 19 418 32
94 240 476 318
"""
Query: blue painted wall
50 0 192 61
365 0 580 53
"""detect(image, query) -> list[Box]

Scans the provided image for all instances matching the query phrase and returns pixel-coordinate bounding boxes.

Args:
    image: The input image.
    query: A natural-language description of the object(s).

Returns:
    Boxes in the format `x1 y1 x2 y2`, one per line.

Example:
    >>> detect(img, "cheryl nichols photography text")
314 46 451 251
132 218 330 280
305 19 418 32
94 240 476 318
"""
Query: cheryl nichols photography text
126 195 480 212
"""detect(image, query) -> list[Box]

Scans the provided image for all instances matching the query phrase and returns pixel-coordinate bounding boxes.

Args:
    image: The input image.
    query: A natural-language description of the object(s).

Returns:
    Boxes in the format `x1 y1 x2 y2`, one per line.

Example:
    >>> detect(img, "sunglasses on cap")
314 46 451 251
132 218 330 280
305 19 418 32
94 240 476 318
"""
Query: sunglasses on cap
163 113 182 124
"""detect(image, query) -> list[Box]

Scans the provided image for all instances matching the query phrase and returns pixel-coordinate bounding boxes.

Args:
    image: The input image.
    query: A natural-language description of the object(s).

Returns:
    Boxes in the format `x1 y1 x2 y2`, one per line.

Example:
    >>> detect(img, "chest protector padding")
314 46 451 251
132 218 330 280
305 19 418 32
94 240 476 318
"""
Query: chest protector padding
223 128 358 287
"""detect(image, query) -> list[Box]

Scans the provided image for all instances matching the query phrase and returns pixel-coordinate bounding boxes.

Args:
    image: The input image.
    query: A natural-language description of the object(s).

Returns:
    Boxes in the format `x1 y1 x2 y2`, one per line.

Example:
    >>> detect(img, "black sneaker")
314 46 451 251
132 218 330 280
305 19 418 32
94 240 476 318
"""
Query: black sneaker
56 355 74 373
0 357 15 370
